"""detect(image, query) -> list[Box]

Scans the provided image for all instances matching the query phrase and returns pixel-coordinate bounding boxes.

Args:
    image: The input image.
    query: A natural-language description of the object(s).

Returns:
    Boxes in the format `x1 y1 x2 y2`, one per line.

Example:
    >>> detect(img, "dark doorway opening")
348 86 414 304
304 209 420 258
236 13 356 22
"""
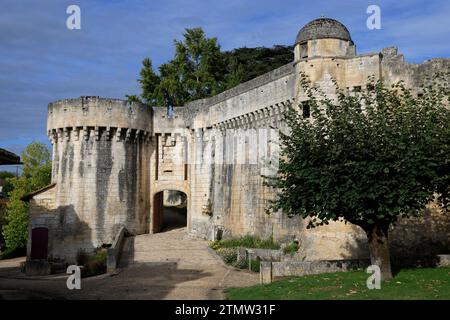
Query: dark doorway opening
153 190 187 233
30 227 48 260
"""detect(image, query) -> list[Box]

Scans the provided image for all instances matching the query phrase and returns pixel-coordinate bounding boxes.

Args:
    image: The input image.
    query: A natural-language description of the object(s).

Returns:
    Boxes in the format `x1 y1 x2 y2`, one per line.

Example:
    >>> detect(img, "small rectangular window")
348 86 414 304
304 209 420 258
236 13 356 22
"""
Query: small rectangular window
300 43 308 59
302 102 311 118
353 86 362 93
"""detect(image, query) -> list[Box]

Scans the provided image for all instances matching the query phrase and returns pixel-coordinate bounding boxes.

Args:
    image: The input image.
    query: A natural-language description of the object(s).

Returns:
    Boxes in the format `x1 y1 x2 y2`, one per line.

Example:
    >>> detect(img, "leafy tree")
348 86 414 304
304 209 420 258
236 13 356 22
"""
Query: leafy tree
223 45 293 83
21 142 51 191
139 58 160 105
154 59 188 107
2 178 30 252
131 28 294 106
0 171 15 198
225 56 245 89
134 28 226 107
170 27 226 102
2 142 52 251
268 73 449 280
0 171 15 180
0 180 14 199
125 94 143 104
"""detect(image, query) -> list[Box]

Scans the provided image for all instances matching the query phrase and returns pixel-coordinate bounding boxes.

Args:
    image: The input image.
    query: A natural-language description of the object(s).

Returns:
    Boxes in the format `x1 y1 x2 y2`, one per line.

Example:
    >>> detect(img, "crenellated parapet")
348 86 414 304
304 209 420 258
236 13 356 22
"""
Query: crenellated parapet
47 96 152 144
48 126 152 144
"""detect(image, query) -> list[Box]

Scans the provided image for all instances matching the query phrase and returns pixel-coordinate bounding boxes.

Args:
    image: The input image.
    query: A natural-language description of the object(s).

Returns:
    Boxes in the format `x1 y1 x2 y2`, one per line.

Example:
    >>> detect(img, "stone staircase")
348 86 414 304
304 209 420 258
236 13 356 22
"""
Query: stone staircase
120 227 222 269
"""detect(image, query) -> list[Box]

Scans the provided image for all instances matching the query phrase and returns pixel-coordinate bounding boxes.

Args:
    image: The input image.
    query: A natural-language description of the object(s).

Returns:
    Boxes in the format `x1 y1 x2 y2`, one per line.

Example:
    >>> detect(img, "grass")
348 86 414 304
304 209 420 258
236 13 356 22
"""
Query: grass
209 235 280 251
226 267 450 300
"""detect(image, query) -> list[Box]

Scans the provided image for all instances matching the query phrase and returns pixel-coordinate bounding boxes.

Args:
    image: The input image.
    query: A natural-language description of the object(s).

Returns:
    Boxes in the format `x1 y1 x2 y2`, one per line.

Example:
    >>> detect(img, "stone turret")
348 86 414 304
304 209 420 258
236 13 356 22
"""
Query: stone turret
294 18 380 101
294 18 356 61
46 96 152 261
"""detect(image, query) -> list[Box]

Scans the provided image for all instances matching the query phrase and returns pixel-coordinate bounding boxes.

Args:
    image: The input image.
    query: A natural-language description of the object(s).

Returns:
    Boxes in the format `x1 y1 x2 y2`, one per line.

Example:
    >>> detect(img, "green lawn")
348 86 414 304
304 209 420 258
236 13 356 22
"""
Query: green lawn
226 267 450 300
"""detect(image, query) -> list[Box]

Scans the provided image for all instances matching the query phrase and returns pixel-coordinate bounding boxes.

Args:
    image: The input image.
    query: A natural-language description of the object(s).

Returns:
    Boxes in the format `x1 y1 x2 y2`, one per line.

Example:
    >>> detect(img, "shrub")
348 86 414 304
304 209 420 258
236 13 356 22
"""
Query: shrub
0 246 26 260
248 259 260 273
76 250 89 266
283 242 300 255
234 257 261 273
215 247 262 272
211 236 277 273
2 142 51 252
216 248 237 264
2 179 29 251
76 248 107 278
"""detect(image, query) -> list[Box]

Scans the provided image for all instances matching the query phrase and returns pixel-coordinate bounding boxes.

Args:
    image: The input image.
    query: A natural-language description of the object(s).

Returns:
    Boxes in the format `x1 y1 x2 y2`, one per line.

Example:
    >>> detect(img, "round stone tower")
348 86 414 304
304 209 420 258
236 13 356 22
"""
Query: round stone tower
47 96 152 258
294 18 357 101
294 18 356 62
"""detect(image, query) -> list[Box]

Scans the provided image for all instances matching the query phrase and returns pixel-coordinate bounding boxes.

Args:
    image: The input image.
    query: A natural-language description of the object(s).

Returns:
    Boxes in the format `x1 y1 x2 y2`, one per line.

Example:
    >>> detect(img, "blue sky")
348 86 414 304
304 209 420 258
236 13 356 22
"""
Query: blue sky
0 0 449 168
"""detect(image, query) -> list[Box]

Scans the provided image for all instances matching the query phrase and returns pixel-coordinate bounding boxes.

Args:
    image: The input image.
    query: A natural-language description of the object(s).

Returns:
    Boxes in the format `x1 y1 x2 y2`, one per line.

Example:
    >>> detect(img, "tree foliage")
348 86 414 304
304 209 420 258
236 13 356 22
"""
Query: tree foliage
0 171 15 179
133 28 225 106
130 27 293 107
223 45 293 83
2 142 52 251
267 72 450 280
0 171 15 198
139 58 160 105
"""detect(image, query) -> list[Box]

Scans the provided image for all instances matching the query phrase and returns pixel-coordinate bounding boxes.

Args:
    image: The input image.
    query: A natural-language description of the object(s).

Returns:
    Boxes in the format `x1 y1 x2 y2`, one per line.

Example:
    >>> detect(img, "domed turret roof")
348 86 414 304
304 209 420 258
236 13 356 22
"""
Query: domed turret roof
295 18 353 45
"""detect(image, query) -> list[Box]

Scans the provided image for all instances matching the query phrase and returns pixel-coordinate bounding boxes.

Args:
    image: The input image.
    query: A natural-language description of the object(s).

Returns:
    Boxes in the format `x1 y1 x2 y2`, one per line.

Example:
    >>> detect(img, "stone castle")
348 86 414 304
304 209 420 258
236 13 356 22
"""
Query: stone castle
26 18 450 264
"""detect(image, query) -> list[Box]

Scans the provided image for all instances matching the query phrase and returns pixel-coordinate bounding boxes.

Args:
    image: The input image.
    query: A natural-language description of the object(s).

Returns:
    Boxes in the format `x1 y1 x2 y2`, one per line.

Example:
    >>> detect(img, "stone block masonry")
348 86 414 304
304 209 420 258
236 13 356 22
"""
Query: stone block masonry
260 259 371 284
27 18 450 266
31 97 152 263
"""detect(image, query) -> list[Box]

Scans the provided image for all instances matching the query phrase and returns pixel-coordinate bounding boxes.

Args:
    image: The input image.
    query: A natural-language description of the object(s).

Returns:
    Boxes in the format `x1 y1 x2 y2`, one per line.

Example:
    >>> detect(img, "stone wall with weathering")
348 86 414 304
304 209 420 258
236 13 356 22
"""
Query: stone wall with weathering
184 39 450 261
183 63 304 241
381 47 450 91
45 97 152 262
390 202 450 260
27 185 94 263
30 18 450 265
149 106 191 232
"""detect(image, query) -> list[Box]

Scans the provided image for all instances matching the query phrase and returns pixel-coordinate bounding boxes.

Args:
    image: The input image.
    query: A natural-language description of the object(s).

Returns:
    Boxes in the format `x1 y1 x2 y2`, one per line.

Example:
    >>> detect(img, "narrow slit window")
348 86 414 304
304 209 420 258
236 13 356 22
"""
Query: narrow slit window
300 43 308 59
302 102 311 119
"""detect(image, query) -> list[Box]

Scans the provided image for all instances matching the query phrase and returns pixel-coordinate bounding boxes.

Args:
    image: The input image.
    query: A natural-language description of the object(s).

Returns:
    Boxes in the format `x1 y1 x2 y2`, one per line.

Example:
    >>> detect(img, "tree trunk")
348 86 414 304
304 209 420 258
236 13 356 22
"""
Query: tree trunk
365 223 393 281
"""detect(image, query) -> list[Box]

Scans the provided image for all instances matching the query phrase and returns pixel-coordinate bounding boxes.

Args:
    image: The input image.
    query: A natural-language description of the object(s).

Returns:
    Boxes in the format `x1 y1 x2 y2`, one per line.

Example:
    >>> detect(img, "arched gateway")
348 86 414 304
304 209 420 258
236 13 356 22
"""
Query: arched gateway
152 190 188 233
25 18 450 266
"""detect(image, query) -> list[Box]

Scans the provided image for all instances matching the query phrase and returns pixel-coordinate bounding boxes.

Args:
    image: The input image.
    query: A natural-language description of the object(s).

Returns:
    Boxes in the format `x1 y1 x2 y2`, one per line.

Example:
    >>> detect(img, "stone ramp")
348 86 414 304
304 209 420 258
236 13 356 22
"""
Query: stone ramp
0 228 259 300
114 227 259 299
121 227 221 268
